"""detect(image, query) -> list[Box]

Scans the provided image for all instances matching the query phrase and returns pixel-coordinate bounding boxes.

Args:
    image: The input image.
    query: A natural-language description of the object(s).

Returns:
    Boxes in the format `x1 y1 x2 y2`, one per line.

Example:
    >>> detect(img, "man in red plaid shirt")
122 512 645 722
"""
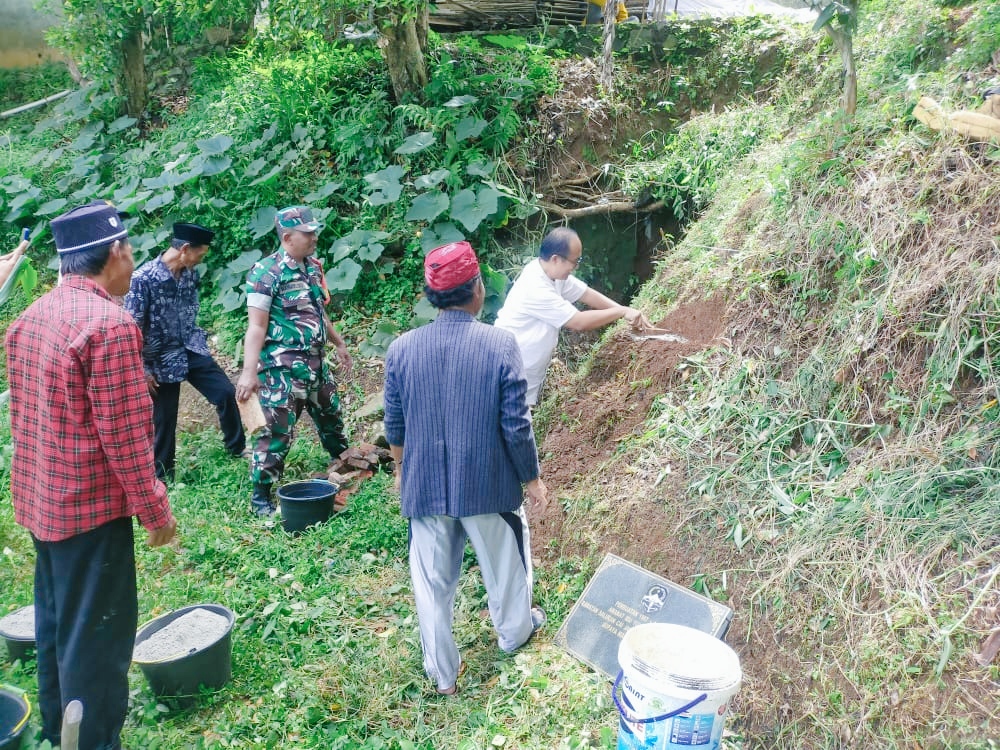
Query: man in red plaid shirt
5 201 176 750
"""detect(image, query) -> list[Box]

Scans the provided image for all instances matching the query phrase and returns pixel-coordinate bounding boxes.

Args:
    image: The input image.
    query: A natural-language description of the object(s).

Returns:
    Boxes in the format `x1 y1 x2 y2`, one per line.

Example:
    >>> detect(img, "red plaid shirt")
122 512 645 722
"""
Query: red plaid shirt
5 275 173 541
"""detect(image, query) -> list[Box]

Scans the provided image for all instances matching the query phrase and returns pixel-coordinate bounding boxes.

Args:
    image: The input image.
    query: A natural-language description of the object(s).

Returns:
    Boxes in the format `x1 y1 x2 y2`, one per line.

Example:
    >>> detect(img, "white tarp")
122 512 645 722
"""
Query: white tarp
646 0 817 24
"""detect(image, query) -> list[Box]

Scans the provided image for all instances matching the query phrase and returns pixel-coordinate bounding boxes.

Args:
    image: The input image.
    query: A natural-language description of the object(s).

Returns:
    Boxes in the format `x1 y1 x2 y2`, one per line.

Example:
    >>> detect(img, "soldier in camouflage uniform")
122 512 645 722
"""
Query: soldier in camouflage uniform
235 205 352 517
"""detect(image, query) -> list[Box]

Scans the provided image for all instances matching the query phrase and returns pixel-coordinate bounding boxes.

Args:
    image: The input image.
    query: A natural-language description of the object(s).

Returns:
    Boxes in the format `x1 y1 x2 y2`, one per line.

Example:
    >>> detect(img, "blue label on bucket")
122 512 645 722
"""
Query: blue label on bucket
619 714 718 750
669 713 715 745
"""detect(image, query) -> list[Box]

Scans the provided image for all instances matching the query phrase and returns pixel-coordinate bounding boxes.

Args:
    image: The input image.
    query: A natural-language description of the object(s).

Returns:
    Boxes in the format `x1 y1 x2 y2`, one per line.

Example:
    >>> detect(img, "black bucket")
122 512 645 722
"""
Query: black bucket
0 607 35 665
278 480 338 534
133 604 234 699
0 686 30 750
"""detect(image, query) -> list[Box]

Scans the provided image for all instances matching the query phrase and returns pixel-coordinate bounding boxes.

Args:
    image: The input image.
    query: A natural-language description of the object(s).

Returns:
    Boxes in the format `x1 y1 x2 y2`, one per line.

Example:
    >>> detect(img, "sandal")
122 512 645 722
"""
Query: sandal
435 661 467 695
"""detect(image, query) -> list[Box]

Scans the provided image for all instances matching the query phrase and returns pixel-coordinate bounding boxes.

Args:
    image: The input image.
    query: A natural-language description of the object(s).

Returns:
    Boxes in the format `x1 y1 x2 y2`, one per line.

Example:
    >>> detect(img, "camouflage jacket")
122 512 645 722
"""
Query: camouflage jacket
246 249 331 378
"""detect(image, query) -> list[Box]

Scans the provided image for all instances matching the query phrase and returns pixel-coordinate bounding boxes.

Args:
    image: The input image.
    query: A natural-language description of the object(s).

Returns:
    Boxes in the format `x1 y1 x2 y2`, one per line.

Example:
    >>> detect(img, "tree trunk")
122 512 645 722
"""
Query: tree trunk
839 31 857 117
121 20 146 118
824 18 857 117
377 4 429 104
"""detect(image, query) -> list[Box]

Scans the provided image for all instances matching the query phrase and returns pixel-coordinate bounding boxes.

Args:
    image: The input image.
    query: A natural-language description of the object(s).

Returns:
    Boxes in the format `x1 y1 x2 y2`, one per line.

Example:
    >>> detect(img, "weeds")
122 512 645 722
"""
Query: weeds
0 426 618 749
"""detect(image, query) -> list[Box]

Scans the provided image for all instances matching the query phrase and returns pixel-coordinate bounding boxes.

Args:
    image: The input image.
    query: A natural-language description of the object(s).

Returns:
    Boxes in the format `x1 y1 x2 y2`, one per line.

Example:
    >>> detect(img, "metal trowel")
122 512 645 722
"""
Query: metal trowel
630 326 688 344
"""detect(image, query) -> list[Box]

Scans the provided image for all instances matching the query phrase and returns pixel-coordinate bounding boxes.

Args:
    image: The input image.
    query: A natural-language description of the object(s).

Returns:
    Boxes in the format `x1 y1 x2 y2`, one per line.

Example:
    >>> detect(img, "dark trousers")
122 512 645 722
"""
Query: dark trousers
154 351 245 479
33 517 137 750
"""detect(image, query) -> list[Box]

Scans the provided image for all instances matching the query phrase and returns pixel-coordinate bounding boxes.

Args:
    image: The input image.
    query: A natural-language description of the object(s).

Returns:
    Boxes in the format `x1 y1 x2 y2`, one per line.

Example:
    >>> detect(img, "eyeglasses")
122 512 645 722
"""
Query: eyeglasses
560 254 583 267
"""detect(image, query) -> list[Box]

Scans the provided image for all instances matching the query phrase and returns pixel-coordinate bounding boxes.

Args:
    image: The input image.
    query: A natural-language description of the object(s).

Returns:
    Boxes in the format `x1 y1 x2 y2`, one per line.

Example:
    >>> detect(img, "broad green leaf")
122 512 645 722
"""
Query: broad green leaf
450 185 501 232
113 176 140 202
405 191 449 222
250 163 286 186
358 320 401 358
481 265 508 297
813 2 844 31
36 198 68 216
244 158 267 178
326 259 362 292
466 159 496 177
115 190 152 214
69 181 99 202
216 288 245 312
131 233 159 254
443 95 478 108
5 188 41 222
16 262 37 296
364 165 405 206
411 295 438 325
249 207 278 240
1 176 33 194
142 173 172 190
304 181 343 203
226 249 263 274
68 131 99 152
419 222 465 253
143 190 176 213
394 132 435 155
199 155 233 176
414 169 451 190
455 117 488 142
291 123 310 142
108 116 137 134
330 229 391 264
196 134 234 155
483 34 529 50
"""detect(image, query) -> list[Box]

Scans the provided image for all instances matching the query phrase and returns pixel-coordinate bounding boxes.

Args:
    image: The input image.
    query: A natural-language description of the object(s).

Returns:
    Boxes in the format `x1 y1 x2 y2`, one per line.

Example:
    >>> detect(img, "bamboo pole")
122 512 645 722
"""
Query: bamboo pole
0 89 72 120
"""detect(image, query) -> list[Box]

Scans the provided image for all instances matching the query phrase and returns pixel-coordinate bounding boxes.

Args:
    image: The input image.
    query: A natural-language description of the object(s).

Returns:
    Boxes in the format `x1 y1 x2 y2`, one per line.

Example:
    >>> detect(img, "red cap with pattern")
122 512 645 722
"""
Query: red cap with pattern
424 241 480 291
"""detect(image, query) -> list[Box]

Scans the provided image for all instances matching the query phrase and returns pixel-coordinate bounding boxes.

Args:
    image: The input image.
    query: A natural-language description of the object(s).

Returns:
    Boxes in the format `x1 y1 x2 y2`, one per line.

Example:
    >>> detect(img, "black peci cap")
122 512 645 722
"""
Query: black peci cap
173 222 215 246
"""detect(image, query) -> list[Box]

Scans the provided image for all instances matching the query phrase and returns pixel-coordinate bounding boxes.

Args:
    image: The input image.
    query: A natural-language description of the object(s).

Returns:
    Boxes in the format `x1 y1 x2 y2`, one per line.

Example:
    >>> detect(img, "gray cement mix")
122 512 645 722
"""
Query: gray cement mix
133 608 230 662
0 605 35 639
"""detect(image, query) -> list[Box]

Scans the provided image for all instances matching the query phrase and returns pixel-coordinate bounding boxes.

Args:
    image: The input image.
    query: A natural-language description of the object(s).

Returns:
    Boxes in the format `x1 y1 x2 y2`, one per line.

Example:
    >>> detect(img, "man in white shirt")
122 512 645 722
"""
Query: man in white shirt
495 227 651 406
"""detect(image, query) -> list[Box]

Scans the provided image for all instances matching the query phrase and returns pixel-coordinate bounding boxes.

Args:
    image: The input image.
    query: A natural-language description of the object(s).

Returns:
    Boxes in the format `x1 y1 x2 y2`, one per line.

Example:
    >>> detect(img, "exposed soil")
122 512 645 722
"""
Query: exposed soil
530 297 728 573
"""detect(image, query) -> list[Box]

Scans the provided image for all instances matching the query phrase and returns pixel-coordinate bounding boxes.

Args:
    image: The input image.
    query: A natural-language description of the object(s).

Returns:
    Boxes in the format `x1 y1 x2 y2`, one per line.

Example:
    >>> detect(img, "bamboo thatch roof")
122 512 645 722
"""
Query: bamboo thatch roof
429 0 646 30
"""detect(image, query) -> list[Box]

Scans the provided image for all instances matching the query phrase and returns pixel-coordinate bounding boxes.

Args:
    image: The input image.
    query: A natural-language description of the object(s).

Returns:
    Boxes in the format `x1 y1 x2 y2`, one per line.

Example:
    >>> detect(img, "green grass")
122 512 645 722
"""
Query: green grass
1 427 617 750
0 63 73 113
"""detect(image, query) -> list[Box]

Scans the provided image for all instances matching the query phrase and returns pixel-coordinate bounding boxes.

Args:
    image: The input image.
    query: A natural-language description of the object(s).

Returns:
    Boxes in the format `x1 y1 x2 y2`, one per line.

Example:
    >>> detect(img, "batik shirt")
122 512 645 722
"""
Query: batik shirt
245 249 330 379
124 256 210 383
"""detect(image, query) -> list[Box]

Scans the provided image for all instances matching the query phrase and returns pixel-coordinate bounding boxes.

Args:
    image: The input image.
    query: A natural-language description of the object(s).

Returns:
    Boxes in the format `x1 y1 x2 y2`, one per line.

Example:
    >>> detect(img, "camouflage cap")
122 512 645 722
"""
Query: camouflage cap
275 206 323 235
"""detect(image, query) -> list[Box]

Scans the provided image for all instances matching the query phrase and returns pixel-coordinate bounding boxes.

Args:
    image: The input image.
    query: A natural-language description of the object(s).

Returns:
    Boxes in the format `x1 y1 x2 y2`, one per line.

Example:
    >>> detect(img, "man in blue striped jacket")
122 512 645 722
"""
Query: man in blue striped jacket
384 240 548 696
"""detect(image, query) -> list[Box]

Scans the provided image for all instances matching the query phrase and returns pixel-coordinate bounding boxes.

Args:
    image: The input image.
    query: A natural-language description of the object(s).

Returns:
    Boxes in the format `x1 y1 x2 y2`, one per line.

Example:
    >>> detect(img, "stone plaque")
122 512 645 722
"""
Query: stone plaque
554 553 733 680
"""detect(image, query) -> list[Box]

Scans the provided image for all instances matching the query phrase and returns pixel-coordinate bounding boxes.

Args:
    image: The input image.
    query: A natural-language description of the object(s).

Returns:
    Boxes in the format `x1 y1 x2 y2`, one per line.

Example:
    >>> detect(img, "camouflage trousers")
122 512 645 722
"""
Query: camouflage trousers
250 365 348 489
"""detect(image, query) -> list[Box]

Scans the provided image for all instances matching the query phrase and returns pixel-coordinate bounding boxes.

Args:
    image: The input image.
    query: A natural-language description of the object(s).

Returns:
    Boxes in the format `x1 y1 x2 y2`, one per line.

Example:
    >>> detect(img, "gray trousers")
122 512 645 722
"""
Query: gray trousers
409 509 534 691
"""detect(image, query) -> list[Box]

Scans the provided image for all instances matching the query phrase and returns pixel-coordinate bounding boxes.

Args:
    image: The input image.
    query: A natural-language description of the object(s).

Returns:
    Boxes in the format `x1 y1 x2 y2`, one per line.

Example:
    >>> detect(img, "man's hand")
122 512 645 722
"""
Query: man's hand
0 240 28 290
334 344 353 377
146 516 177 547
145 372 159 396
525 478 548 511
623 308 653 332
235 371 259 403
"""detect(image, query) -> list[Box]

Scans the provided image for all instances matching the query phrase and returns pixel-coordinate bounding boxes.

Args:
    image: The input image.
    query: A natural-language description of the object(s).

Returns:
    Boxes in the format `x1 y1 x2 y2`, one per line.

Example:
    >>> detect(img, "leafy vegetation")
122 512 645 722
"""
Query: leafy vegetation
0 430 616 749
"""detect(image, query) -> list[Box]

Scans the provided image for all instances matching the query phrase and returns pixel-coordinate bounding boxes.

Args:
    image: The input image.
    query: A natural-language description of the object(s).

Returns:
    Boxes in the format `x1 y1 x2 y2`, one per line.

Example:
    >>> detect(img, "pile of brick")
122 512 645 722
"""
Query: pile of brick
322 443 395 509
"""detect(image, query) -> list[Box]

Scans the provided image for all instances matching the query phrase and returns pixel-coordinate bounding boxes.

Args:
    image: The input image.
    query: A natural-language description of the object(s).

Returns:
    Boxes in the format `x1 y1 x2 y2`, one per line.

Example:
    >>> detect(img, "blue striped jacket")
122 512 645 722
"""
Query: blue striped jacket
384 309 540 519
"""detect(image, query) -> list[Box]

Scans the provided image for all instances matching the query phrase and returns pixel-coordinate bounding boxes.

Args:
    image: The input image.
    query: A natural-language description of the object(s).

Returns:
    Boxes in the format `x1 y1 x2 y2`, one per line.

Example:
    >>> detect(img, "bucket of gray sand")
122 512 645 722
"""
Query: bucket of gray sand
133 603 234 698
0 606 35 664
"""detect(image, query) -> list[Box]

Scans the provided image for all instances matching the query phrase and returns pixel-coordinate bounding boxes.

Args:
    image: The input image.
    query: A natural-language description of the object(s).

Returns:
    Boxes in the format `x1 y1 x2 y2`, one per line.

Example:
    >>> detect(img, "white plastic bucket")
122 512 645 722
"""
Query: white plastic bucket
614 623 742 750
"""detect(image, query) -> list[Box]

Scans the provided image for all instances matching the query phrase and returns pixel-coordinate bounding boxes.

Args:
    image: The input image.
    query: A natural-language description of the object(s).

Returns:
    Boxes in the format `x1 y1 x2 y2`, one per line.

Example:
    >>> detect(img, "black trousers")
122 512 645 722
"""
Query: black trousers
154 351 245 479
33 517 137 750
